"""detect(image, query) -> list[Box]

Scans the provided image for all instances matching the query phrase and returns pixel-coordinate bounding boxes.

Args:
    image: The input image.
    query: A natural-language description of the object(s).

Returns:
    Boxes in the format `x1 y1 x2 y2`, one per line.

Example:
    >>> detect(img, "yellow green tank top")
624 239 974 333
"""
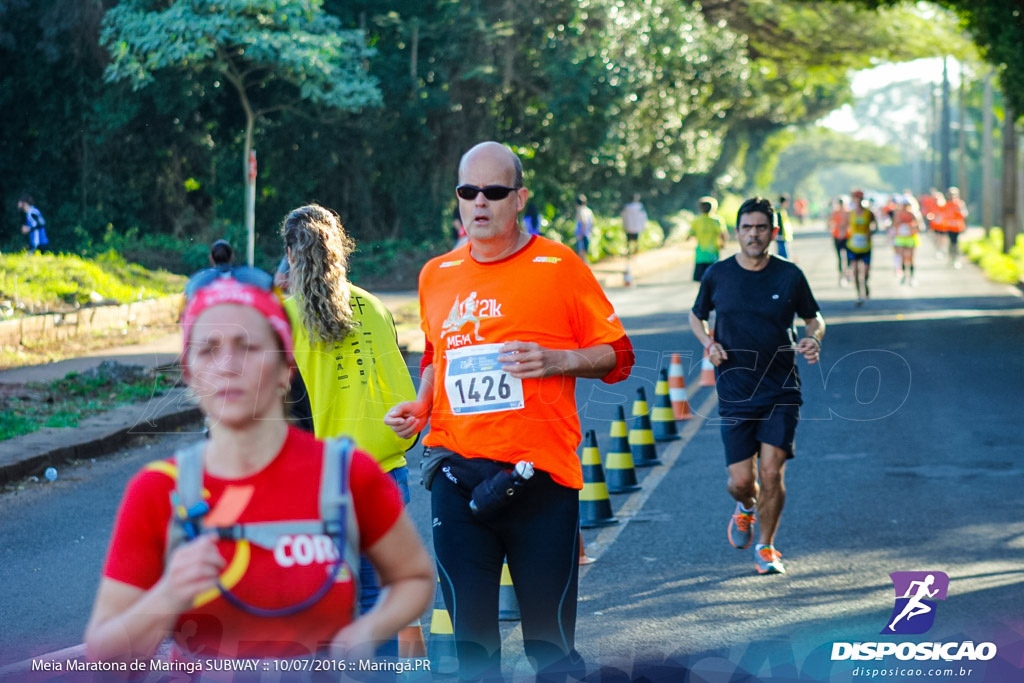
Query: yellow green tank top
847 209 873 254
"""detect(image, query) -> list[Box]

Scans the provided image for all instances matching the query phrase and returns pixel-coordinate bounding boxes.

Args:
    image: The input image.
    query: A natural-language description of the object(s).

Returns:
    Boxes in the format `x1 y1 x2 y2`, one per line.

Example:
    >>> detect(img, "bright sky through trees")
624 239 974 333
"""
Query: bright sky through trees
822 57 962 143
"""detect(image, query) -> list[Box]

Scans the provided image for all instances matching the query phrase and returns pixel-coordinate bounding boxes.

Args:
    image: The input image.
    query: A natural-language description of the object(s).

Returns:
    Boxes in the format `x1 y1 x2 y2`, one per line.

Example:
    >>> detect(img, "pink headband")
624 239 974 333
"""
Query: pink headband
181 279 294 375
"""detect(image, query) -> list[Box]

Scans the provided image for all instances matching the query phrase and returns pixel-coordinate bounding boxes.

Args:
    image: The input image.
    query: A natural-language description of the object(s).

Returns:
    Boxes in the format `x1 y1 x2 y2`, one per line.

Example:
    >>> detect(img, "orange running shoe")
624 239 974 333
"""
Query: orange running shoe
755 546 785 575
728 502 756 549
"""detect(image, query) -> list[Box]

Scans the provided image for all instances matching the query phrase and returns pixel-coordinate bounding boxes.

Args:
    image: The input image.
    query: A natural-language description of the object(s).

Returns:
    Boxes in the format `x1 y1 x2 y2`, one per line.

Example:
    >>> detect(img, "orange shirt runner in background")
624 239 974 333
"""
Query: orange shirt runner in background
919 193 943 231
830 208 849 239
941 198 967 233
418 236 631 489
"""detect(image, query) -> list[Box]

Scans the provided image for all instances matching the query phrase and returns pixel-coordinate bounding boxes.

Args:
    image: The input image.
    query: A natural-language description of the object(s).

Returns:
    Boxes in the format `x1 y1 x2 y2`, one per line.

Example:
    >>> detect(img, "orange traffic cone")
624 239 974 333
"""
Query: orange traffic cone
498 558 520 620
578 530 596 565
651 369 680 442
605 405 641 493
629 388 661 467
668 353 692 420
579 429 619 527
700 341 716 386
427 578 458 675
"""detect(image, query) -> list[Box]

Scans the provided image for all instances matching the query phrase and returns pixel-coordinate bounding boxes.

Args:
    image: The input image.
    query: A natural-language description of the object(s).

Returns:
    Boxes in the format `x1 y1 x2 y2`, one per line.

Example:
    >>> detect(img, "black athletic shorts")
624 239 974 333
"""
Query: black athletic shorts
848 250 871 264
719 404 799 466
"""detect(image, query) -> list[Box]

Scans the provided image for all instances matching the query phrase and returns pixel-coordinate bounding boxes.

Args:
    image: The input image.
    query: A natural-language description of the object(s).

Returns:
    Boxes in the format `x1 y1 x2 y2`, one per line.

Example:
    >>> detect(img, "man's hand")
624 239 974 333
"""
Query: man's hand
384 400 430 439
795 337 820 365
498 341 570 379
706 341 728 367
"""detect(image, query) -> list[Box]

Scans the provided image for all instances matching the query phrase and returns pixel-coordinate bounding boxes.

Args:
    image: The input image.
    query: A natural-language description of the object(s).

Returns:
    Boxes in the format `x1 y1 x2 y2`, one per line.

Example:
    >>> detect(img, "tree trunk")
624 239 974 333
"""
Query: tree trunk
929 87 939 189
1001 107 1017 253
982 72 994 233
502 0 515 92
409 19 419 94
957 64 968 200
940 57 952 191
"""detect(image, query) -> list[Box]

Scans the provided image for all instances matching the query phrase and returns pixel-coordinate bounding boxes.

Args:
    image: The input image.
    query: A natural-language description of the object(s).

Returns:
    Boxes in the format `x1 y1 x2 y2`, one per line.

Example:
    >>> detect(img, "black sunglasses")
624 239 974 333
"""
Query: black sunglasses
185 266 275 300
456 184 519 201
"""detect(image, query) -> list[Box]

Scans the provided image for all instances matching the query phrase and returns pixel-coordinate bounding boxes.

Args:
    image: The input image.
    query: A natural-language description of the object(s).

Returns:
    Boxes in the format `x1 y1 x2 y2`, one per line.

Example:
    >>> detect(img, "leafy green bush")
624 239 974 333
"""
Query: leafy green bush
962 228 1024 285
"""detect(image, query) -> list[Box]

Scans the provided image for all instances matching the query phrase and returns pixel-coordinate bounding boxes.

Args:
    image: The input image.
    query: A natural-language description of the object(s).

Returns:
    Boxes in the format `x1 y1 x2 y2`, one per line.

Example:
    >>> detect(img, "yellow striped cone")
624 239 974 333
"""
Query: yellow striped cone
629 388 661 467
651 370 681 442
700 342 716 386
498 558 520 620
427 578 458 675
605 405 641 493
579 429 618 528
668 353 692 420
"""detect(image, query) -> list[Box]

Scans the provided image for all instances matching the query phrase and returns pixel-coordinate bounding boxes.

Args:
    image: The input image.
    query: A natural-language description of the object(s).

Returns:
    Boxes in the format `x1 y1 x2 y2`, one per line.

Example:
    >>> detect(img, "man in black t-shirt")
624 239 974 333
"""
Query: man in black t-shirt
689 196 825 575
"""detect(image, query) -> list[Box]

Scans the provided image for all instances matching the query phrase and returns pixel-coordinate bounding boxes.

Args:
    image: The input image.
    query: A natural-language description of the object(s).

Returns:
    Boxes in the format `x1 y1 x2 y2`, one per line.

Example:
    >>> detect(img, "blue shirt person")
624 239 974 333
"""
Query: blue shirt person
17 195 50 252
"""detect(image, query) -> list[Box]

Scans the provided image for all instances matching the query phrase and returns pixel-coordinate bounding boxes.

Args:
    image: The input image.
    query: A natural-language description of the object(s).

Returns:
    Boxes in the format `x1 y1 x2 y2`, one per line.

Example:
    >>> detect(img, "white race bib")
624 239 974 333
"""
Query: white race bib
444 344 525 415
897 224 913 236
850 233 869 249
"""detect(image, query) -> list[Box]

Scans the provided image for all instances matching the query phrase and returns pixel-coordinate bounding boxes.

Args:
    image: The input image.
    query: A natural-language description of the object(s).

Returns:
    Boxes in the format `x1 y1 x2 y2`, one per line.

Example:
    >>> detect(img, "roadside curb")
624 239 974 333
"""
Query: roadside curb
0 387 201 487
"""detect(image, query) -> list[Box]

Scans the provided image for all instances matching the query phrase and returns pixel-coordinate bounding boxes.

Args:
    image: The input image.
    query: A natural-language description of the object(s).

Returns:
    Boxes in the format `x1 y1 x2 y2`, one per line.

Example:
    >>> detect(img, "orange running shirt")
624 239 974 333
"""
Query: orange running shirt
941 199 967 233
919 194 939 220
419 236 629 489
830 209 849 239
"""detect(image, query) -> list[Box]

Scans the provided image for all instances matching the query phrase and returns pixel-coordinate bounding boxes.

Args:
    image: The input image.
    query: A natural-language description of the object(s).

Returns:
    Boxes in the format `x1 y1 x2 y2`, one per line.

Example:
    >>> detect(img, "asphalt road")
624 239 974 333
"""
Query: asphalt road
2 228 1022 682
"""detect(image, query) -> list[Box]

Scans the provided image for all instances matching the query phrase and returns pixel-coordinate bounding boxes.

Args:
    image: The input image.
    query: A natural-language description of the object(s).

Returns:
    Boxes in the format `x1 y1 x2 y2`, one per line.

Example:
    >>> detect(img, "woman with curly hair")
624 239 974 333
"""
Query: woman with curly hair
280 204 421 656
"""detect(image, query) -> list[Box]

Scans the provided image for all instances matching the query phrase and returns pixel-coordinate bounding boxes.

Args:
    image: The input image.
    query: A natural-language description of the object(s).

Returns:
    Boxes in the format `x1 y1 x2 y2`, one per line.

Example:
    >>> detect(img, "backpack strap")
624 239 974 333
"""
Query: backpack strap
321 437 361 622
165 441 207 561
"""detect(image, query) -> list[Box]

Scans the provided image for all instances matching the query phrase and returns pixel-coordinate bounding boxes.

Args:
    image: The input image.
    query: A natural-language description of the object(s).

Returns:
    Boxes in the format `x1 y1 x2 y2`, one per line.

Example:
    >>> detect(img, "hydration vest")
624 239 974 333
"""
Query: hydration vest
158 437 361 619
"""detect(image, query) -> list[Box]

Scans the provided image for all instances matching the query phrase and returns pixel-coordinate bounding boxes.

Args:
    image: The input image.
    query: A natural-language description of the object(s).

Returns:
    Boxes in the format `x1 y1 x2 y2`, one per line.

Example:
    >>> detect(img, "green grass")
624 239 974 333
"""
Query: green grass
0 250 186 312
962 229 1024 285
0 367 179 441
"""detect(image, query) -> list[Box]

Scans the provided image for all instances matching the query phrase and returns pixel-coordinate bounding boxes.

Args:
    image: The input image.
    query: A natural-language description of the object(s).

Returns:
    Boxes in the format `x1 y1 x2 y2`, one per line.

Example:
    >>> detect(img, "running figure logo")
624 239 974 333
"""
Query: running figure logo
881 571 949 635
441 291 501 340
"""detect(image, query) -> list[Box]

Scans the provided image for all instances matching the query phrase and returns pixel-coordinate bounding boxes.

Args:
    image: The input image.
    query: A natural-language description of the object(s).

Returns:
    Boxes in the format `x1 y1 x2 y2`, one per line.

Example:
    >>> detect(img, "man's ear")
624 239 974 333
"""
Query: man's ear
516 187 529 212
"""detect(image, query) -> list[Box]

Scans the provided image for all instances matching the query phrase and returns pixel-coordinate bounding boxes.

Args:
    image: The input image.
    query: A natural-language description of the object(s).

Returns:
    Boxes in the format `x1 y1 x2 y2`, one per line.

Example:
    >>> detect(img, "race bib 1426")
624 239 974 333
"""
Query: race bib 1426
444 343 525 415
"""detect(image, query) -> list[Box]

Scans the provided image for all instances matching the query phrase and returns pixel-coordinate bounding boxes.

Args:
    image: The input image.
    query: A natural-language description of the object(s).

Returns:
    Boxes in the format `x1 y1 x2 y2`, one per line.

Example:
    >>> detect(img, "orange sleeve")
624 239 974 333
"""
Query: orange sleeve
603 335 634 384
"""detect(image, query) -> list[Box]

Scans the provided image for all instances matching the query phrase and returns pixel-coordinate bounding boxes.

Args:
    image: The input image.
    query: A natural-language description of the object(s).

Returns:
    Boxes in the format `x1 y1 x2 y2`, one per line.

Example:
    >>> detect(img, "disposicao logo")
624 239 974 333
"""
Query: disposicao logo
882 571 949 635
831 571 998 663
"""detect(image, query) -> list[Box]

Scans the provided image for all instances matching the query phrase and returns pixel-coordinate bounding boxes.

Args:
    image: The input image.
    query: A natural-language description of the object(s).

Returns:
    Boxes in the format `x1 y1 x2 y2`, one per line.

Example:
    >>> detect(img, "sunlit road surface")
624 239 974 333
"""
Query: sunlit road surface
1 225 1021 682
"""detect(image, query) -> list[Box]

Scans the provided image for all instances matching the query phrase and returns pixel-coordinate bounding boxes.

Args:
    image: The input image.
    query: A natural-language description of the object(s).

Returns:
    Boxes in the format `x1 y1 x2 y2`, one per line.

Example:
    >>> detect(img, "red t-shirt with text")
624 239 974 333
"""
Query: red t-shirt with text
102 427 402 658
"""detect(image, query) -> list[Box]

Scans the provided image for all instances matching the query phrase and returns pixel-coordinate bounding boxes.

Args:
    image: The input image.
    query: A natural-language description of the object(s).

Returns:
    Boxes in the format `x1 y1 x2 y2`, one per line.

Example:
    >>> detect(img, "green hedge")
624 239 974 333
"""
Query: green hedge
962 229 1024 284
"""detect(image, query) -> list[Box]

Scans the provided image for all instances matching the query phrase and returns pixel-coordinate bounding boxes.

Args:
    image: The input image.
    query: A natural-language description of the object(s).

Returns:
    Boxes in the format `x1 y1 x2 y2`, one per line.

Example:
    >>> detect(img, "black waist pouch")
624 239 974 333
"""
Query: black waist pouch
421 446 506 492
439 453 508 495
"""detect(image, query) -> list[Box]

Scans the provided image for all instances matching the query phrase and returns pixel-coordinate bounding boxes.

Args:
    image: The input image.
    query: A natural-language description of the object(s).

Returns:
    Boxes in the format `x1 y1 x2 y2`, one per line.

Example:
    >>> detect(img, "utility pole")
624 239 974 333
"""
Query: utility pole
982 72 994 233
247 150 256 267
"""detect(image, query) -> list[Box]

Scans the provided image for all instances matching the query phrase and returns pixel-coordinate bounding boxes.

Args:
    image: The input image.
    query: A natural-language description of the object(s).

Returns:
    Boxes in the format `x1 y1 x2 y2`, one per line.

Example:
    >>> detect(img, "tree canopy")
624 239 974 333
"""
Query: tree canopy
0 0 992 277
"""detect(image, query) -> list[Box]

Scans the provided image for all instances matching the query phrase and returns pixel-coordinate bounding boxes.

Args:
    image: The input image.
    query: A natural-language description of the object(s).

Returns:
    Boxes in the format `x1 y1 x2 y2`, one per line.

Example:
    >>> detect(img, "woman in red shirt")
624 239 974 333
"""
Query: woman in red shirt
85 274 434 662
